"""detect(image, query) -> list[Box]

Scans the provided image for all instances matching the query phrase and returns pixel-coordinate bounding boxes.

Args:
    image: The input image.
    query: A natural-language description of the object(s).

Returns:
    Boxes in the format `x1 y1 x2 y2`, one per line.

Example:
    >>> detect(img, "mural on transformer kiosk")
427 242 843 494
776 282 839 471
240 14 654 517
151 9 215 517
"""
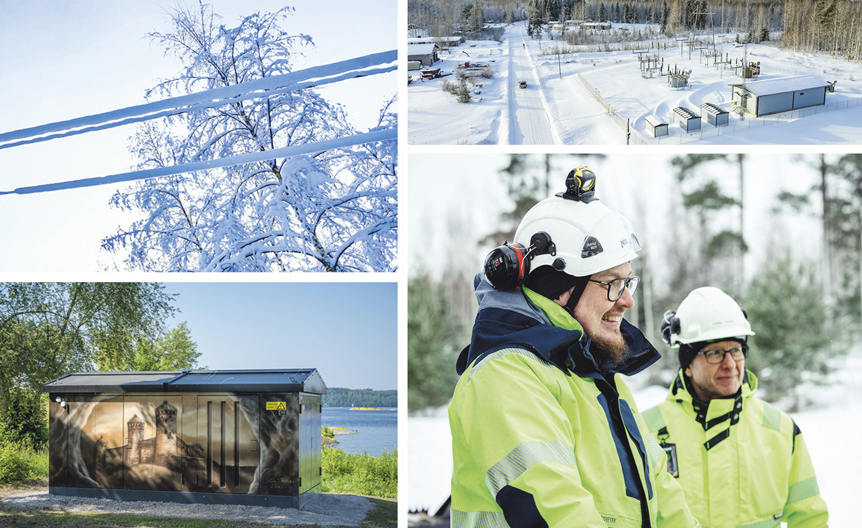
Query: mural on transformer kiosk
48 393 309 496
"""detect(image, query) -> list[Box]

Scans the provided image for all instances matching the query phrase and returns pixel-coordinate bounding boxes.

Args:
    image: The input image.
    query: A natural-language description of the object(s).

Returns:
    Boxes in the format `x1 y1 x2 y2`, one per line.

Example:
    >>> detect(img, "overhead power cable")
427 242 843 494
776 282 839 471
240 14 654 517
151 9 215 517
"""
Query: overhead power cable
0 50 396 150
0 127 396 196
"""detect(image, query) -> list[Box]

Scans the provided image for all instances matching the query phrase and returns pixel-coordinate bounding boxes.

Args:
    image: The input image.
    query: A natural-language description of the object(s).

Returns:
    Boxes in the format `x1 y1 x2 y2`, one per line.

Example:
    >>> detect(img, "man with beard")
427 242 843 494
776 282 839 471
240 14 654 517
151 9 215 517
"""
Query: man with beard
642 287 828 528
448 168 700 528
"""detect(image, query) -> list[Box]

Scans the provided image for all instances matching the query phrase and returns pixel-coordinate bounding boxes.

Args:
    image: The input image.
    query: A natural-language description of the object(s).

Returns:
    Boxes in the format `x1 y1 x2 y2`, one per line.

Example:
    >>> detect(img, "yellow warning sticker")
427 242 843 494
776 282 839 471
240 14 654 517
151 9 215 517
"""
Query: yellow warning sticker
266 401 287 411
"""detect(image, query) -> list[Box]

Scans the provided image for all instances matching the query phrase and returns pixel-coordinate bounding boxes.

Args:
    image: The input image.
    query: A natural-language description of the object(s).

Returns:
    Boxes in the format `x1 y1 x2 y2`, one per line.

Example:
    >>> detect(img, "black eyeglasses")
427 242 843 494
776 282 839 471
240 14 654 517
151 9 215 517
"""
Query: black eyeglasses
588 276 639 302
697 346 748 364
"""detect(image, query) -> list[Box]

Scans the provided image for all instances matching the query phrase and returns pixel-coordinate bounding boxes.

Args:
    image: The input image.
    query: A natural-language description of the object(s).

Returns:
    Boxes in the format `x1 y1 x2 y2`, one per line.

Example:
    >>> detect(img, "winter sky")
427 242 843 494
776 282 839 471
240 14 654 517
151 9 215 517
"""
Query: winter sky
161 281 397 390
0 0 395 272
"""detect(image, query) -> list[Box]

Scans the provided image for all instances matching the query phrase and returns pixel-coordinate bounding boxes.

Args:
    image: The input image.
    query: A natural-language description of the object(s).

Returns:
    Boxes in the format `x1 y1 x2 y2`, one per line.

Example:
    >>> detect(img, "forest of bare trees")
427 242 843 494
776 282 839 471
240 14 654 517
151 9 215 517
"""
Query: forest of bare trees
410 0 862 61
409 0 781 37
782 0 862 60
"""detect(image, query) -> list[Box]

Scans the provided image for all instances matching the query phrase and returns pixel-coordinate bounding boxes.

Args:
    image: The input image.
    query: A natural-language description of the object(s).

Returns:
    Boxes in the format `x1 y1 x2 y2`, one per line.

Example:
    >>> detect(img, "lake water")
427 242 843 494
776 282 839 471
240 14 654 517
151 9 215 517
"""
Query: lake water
321 407 397 456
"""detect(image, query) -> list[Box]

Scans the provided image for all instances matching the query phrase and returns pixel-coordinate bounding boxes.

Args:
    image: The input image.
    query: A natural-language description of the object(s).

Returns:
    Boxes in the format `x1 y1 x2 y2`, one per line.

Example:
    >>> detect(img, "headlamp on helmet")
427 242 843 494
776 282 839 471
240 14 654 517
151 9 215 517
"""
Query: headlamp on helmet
484 167 641 290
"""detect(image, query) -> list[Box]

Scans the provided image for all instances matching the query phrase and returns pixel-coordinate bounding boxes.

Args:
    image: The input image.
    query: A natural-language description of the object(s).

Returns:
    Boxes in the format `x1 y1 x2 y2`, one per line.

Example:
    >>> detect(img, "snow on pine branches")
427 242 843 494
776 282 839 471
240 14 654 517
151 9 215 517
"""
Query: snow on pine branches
101 2 397 272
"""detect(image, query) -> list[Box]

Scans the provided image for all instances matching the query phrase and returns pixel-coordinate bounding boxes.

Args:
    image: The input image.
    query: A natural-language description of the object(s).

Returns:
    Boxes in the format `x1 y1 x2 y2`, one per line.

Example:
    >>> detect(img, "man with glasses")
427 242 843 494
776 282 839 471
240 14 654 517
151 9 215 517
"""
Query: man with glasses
642 287 828 528
449 169 700 527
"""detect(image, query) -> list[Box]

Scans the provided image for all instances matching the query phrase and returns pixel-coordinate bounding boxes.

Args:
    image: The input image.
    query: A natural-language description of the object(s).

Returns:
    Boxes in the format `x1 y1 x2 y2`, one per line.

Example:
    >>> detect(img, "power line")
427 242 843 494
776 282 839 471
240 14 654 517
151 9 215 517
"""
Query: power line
0 127 396 196
0 50 396 150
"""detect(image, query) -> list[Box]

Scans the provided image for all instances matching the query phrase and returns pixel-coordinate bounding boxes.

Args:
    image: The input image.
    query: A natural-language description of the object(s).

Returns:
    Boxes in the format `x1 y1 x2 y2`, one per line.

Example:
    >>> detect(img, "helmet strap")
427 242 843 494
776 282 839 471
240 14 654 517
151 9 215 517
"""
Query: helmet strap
563 276 591 316
524 267 589 317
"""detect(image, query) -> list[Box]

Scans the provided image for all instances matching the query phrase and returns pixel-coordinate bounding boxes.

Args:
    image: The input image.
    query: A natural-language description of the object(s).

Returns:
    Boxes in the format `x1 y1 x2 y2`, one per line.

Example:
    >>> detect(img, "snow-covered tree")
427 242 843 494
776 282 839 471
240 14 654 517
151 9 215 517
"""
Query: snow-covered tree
103 2 397 272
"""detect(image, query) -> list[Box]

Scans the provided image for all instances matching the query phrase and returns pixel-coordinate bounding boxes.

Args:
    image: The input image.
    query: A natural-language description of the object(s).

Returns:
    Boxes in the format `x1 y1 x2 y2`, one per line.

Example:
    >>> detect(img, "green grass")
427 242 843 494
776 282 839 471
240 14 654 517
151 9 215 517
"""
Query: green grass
361 498 397 528
321 447 397 499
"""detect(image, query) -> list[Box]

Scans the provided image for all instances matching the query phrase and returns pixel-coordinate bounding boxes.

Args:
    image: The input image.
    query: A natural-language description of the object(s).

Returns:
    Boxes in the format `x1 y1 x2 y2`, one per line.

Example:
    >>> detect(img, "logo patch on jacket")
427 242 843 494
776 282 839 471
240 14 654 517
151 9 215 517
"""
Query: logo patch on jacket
662 443 679 478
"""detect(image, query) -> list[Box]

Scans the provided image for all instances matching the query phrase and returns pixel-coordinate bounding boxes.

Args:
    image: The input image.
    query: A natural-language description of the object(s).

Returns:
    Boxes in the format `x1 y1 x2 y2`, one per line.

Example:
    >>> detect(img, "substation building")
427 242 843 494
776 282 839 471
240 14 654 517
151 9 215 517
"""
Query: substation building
43 369 326 508
644 115 668 137
673 107 701 132
701 102 729 127
730 75 830 117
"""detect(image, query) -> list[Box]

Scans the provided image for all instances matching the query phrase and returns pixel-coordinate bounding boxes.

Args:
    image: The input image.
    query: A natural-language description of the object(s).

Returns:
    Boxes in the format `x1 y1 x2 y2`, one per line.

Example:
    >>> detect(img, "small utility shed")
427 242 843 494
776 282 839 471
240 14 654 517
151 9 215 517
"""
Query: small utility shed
701 102 729 126
730 75 829 117
407 37 464 48
673 107 701 132
43 369 326 508
407 43 439 67
644 115 668 137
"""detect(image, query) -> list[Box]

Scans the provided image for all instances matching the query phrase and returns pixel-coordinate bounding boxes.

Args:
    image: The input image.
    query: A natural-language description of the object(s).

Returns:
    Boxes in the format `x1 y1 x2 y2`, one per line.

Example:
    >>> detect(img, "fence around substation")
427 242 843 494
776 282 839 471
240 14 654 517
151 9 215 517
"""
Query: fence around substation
575 72 639 143
575 72 862 145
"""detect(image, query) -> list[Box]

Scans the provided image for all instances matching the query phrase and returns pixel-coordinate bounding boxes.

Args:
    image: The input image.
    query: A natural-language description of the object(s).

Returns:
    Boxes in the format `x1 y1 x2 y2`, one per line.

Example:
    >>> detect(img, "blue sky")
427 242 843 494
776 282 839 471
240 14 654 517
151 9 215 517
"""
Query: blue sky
0 0 396 272
161 281 397 391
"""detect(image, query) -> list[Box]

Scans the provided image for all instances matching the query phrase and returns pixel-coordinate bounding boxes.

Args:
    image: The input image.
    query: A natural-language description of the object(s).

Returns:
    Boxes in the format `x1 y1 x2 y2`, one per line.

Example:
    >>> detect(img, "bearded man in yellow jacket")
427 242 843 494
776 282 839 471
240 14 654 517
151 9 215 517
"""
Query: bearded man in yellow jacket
449 169 700 528
642 287 829 528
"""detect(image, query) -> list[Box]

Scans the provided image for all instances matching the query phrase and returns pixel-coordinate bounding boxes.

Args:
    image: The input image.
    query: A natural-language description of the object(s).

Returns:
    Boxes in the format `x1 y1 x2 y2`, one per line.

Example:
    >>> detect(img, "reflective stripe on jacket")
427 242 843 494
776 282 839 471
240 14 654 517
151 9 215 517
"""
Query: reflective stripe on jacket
449 275 700 528
642 370 829 528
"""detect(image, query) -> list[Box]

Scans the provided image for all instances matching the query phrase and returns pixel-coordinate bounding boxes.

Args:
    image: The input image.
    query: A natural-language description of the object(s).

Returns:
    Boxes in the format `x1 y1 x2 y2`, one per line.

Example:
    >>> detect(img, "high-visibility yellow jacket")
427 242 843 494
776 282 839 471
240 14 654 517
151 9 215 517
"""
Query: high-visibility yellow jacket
642 370 829 528
449 276 700 528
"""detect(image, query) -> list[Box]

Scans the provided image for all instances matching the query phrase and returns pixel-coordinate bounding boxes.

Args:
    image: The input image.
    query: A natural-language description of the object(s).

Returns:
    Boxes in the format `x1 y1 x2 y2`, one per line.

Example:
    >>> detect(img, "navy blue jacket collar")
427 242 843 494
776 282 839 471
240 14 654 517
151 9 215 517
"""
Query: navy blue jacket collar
457 273 660 378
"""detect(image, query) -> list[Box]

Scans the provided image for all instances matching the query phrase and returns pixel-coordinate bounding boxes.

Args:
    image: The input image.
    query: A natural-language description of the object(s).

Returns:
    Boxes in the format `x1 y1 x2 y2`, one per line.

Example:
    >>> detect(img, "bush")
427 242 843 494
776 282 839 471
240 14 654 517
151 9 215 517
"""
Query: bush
455 81 472 103
321 447 397 498
0 391 49 448
322 426 334 439
0 440 47 484
442 78 472 103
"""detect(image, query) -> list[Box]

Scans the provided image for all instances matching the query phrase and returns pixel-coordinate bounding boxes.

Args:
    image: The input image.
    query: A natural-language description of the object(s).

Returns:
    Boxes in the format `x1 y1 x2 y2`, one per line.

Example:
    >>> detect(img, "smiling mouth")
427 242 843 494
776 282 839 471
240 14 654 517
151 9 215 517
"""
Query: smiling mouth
602 314 622 324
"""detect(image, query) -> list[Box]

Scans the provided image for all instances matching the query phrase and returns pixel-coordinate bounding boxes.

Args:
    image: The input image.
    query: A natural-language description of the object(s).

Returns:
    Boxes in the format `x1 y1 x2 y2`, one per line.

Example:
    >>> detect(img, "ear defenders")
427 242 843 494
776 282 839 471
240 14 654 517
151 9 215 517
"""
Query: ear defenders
660 310 681 346
484 231 556 290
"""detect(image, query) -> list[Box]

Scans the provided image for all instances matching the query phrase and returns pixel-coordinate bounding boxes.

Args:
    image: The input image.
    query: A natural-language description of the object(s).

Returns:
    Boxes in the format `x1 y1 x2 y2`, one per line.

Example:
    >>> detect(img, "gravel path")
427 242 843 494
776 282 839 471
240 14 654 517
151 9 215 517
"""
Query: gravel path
1 491 375 526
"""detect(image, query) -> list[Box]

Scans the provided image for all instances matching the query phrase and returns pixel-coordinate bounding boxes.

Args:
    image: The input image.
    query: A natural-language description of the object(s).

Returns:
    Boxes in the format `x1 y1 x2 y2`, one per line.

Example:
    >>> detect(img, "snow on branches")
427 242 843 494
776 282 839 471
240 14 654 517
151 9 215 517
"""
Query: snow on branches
102 2 397 272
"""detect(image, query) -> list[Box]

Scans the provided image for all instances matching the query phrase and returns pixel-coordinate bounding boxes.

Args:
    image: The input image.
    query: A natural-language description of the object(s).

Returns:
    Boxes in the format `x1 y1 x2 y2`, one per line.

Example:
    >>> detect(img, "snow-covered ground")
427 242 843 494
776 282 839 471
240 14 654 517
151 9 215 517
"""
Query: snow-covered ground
408 21 862 145
408 351 862 526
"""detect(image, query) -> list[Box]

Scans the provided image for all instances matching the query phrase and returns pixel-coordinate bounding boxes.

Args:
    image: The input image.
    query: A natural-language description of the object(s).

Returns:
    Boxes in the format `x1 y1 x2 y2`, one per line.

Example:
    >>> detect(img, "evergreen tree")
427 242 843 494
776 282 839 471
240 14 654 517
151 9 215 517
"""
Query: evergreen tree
669 154 748 293
745 253 838 407
660 1 669 33
529 1 543 34
825 155 862 328
407 273 466 411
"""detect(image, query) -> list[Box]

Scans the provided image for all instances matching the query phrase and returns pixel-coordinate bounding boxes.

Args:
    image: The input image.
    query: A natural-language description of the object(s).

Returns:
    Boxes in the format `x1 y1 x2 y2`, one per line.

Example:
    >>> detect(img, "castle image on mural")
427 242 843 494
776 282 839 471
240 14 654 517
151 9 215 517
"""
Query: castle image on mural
96 401 195 472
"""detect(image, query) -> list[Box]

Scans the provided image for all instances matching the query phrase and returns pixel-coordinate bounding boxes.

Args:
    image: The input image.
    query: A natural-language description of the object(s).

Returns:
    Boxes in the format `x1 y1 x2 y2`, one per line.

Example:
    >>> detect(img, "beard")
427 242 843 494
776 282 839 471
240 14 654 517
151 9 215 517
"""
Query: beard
590 329 630 367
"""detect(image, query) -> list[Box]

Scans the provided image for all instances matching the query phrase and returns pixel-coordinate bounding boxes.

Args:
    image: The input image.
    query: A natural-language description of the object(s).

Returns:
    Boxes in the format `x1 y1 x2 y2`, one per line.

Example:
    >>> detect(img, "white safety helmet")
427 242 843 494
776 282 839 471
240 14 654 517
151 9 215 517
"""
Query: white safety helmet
514 195 641 278
662 286 755 347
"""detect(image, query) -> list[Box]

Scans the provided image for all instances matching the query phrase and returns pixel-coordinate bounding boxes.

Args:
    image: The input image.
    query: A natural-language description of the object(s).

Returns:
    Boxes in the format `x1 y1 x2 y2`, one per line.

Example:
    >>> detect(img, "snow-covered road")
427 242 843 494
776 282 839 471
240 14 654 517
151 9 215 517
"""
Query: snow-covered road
508 25 556 144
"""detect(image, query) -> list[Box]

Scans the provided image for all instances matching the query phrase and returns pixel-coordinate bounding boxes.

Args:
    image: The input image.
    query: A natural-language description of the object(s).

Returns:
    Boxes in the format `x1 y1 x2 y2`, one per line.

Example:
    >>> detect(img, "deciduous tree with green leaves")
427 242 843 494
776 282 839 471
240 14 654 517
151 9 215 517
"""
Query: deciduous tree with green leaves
0 283 191 445
132 322 202 372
